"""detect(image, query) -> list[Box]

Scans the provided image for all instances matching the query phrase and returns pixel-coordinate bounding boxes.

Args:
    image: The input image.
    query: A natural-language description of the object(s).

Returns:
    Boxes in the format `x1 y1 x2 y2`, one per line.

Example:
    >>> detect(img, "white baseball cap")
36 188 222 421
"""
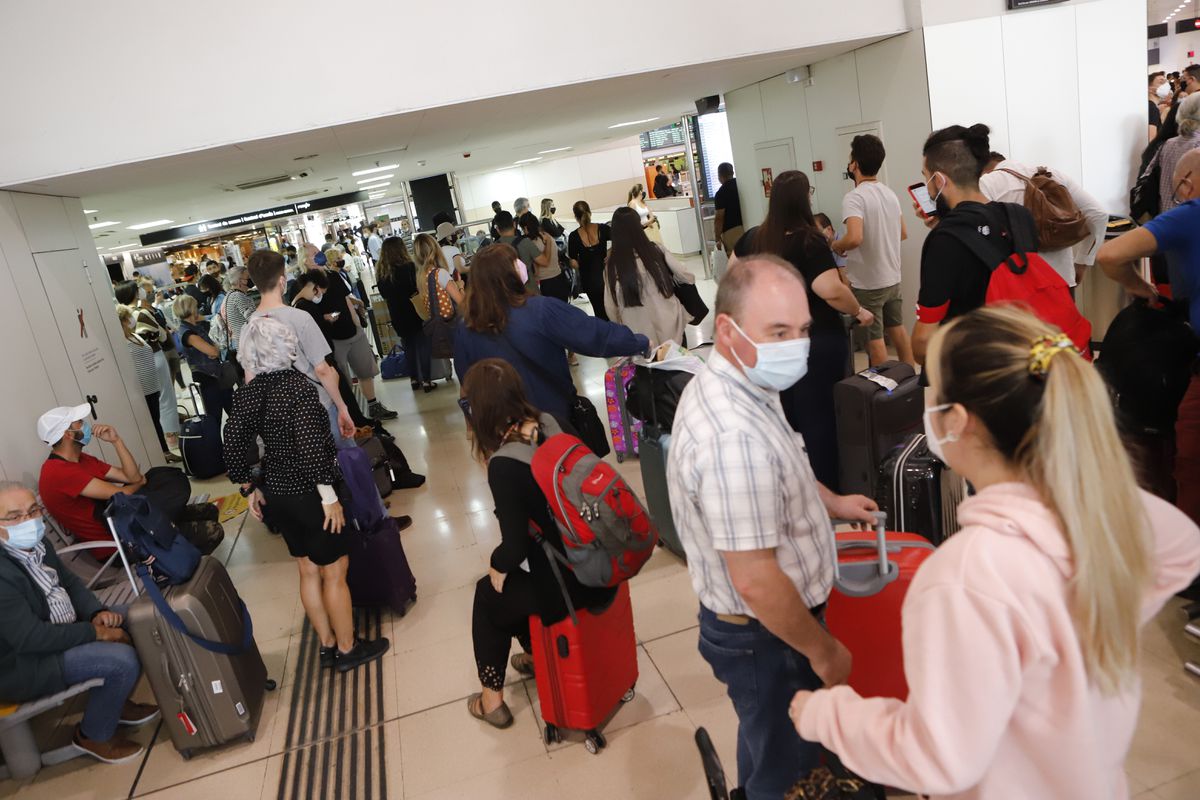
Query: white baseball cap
37 403 91 446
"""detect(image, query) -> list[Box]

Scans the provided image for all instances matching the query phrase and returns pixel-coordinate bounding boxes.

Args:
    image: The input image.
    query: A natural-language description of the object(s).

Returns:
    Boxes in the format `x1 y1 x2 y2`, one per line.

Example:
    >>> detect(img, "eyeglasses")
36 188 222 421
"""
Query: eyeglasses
1173 171 1194 206
457 398 472 421
0 503 44 524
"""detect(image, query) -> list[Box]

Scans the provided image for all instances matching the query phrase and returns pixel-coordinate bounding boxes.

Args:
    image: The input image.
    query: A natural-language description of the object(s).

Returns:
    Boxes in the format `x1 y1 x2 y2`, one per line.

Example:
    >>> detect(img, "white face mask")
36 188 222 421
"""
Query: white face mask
1156 82 1172 99
138 287 148 301
923 404 958 462
312 291 324 305
728 318 811 392
515 259 529 285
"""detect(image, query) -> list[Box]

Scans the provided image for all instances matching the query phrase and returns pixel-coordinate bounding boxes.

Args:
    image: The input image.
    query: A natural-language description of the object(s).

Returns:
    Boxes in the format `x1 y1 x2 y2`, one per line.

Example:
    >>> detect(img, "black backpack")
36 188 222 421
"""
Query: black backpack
1097 298 1199 434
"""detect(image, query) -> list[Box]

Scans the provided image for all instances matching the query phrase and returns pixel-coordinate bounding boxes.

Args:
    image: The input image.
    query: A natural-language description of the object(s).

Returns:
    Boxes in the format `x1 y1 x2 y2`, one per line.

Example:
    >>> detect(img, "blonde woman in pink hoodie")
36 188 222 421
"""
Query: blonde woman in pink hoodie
791 305 1200 799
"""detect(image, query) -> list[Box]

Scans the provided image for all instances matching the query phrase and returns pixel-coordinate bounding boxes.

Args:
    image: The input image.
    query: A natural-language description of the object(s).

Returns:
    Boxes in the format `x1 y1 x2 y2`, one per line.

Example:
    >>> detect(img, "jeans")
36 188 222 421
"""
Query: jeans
154 349 180 435
60 605 138 742
698 606 823 799
326 403 355 450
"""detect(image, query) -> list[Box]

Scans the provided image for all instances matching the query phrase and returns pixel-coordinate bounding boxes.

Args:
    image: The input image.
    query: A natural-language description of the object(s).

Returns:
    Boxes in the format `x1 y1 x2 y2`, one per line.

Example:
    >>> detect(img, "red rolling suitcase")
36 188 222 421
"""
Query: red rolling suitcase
529 582 639 754
825 514 935 701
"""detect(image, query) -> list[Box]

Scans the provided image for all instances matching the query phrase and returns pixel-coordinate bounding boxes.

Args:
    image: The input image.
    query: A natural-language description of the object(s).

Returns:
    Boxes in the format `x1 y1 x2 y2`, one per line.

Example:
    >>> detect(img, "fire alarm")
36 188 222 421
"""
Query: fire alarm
813 161 824 172
463 152 471 158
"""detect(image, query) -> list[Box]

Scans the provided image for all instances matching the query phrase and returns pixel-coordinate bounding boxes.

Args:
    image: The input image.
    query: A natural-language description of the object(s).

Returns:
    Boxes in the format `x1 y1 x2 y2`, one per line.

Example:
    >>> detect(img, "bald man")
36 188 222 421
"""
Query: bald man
1098 148 1200 526
667 255 878 798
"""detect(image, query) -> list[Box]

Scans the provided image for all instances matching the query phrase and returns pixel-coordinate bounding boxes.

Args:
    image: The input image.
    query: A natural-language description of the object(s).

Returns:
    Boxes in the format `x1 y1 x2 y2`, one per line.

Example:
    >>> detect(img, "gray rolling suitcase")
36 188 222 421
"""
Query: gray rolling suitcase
834 362 923 498
639 423 685 562
126 556 270 759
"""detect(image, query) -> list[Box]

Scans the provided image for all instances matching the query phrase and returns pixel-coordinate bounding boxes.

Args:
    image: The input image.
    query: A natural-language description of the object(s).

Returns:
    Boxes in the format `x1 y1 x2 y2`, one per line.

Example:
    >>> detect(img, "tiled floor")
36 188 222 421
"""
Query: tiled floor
4 263 1200 798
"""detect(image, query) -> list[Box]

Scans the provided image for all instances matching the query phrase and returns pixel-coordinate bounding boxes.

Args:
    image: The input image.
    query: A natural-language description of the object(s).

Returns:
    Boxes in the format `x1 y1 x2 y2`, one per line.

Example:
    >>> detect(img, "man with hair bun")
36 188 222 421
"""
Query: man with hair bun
909 123 1041 364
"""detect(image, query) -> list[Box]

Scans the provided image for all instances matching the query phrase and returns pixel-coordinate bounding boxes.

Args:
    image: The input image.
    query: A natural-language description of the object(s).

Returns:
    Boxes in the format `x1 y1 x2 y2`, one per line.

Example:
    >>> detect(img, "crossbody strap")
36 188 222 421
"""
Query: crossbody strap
136 563 254 656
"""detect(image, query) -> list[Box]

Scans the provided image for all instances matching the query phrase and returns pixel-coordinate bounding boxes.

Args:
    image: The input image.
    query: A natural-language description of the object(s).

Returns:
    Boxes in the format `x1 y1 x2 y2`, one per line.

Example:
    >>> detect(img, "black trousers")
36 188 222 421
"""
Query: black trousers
472 573 534 690
780 330 847 492
143 392 168 453
539 273 571 303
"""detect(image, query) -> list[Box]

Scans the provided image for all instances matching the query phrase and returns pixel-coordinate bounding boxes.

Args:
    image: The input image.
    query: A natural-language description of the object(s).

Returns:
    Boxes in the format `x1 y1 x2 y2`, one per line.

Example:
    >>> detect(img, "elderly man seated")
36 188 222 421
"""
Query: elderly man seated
36 403 220 557
0 482 158 764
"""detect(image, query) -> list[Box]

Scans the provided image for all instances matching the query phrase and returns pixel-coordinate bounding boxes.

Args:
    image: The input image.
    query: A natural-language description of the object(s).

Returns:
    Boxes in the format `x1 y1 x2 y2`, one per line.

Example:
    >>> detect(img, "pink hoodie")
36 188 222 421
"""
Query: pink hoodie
799 482 1200 799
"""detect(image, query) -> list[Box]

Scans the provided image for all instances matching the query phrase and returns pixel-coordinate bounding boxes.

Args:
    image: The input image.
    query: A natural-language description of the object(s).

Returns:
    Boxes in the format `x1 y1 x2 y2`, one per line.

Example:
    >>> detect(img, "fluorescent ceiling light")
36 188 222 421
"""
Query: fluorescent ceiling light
368 193 386 200
108 243 138 251
608 117 659 129
538 147 572 154
495 165 520 171
83 209 98 214
88 220 120 229
358 181 390 191
351 164 399 177
514 157 542 164
357 174 394 183
126 219 173 230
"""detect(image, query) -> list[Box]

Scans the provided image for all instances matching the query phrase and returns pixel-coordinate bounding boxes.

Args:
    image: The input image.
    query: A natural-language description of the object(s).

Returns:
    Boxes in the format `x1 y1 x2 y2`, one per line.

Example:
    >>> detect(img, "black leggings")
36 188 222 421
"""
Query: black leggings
779 331 847 492
582 269 608 322
143 392 168 453
472 573 534 691
539 273 571 303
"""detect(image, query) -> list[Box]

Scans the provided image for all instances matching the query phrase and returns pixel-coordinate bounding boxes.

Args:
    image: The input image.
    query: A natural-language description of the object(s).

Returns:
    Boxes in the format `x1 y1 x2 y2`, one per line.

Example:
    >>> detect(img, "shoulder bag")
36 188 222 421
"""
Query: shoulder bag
423 270 457 359
496 328 611 458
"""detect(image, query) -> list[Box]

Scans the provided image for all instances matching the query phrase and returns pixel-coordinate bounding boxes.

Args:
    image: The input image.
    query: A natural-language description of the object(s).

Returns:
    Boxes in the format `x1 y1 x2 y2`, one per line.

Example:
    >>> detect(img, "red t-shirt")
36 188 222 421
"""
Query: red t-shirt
39 453 113 544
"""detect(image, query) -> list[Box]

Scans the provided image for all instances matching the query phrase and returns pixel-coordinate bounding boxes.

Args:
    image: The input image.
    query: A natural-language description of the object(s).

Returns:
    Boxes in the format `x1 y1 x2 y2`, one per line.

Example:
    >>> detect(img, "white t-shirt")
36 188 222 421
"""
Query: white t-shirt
841 181 903 291
441 244 465 274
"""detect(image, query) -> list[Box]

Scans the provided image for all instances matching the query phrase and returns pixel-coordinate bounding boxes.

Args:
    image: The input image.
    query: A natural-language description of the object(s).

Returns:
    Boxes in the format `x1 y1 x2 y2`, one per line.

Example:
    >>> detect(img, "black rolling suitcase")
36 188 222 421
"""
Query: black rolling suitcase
633 362 696 561
179 385 225 479
834 362 923 498
877 433 969 545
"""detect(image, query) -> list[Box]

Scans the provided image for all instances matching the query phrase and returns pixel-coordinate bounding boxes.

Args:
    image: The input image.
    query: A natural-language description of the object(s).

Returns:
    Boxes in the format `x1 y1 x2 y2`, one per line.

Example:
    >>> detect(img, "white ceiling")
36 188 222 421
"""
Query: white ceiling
5 36 888 251
1150 0 1198 24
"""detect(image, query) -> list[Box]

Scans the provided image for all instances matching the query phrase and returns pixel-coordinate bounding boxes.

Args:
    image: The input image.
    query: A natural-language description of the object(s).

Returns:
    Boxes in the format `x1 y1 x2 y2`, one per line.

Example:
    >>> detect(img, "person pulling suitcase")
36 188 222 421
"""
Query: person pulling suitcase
223 315 389 673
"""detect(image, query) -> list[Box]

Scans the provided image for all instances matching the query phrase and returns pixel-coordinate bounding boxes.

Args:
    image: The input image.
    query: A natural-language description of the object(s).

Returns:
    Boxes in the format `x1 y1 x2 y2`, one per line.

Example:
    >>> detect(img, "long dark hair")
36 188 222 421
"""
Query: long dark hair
518 212 542 240
750 170 824 257
463 244 527 335
462 358 542 462
376 236 414 286
606 206 673 307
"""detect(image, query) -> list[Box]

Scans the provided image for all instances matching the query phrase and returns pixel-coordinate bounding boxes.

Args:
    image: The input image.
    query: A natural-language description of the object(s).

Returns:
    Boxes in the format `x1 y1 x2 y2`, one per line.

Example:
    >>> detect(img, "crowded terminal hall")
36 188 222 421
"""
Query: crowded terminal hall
2 2 1200 798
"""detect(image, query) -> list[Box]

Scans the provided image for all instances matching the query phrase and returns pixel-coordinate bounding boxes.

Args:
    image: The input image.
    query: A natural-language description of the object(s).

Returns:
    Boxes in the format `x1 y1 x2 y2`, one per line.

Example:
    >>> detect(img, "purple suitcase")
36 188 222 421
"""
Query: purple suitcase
604 358 641 463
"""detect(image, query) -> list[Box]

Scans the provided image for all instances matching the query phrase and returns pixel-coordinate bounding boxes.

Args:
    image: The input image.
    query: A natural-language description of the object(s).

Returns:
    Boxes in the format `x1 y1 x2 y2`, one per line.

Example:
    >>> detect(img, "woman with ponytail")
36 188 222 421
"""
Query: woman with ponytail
789 306 1200 799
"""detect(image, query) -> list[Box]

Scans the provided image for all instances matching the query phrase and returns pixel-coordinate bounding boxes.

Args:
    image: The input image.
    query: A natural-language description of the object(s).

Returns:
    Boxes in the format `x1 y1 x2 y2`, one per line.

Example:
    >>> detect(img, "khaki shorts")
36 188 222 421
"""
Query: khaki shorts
852 283 904 342
332 328 380 381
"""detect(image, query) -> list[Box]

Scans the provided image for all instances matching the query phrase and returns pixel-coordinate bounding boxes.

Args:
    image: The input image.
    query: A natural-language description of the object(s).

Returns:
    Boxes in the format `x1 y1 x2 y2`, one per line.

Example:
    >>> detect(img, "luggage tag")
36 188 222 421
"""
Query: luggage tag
177 711 198 736
859 369 899 393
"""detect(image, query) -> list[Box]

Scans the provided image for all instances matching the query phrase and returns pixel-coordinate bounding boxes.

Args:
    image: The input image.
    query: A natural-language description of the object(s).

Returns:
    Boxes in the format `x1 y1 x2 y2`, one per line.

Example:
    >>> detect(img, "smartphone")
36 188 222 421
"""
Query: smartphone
908 181 937 217
329 311 341 320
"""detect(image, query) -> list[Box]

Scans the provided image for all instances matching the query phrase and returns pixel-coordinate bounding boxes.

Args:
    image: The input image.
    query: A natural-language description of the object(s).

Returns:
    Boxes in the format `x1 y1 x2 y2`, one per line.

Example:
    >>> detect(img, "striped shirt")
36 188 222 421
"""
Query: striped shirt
126 336 159 396
224 290 258 350
667 351 834 615
1 541 77 624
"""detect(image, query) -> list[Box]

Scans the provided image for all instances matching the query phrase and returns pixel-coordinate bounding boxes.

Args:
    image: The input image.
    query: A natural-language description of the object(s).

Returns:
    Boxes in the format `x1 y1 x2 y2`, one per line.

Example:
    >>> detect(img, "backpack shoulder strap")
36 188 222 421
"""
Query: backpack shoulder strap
933 212 1008 272
997 202 1040 254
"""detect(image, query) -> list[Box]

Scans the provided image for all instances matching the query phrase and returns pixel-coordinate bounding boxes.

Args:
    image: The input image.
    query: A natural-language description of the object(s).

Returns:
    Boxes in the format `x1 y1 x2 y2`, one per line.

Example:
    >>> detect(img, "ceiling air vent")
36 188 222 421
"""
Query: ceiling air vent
234 174 294 191
293 154 320 161
276 188 329 202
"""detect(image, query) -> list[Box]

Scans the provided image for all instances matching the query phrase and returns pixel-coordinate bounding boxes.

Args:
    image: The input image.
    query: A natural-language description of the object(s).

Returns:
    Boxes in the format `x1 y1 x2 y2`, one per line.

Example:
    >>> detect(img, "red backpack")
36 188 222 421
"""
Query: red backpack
494 416 658 616
944 202 1092 358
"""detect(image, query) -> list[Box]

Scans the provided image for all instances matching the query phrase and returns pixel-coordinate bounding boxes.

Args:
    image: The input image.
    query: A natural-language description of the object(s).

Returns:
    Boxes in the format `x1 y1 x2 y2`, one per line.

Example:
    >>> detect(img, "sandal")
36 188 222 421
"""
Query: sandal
467 693 513 729
510 653 535 679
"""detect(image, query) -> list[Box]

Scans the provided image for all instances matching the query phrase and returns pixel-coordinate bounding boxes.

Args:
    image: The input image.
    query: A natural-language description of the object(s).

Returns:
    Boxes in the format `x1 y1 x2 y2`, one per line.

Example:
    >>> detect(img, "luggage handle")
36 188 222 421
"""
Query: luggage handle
829 512 900 597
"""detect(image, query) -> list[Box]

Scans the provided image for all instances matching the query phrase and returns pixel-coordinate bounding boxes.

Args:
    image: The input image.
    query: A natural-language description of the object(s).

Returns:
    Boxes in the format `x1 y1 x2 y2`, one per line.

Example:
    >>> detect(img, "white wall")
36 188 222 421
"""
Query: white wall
1150 27 1200 72
724 31 934 329
456 143 646 223
924 0 1146 211
0 0 910 186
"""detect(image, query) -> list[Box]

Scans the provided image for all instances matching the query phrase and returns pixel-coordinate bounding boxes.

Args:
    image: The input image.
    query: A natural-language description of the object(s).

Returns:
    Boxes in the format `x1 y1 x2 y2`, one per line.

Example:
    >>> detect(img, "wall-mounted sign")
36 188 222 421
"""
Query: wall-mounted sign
639 123 687 152
761 167 774 198
1006 0 1067 8
130 248 167 268
139 190 372 246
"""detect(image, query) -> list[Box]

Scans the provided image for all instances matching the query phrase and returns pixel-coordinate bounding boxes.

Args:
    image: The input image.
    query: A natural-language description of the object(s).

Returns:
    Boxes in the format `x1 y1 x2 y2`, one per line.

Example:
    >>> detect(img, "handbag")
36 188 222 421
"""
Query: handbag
674 281 709 326
497 329 611 458
423 270 458 359
784 755 885 800
1130 161 1161 221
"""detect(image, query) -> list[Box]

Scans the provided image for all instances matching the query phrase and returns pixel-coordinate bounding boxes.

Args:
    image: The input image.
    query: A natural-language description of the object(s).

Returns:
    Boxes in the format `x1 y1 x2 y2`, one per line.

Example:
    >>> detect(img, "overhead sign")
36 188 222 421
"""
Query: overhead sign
639 123 687 152
1006 0 1067 8
129 248 167 268
139 190 373 246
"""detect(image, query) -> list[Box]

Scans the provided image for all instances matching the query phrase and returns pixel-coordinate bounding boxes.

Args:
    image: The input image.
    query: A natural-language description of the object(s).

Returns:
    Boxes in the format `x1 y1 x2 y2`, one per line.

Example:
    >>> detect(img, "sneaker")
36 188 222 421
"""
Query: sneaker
393 515 413 533
319 645 337 669
368 401 399 420
162 451 183 464
118 701 160 727
72 725 145 765
335 637 391 673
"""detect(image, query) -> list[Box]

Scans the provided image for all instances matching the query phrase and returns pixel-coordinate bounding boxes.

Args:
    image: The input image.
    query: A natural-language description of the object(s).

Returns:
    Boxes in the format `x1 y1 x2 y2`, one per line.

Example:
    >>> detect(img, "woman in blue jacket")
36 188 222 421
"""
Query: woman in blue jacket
454 244 650 420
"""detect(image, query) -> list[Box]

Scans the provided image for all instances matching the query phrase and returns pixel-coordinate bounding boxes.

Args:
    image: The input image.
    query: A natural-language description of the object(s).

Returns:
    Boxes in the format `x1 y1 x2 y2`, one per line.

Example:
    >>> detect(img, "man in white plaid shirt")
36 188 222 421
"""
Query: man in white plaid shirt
668 255 878 799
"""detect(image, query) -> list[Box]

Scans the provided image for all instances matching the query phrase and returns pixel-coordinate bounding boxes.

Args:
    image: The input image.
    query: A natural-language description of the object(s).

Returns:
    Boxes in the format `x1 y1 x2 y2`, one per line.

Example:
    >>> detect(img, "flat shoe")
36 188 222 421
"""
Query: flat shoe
467 693 513 729
510 653 535 679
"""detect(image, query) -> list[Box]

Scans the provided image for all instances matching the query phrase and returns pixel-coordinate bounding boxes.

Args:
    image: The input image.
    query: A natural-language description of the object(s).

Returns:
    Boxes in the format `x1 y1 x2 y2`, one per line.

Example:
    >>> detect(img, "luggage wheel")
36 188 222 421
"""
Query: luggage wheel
265 678 278 691
621 687 635 703
179 749 193 761
615 452 625 463
544 723 561 745
584 729 606 754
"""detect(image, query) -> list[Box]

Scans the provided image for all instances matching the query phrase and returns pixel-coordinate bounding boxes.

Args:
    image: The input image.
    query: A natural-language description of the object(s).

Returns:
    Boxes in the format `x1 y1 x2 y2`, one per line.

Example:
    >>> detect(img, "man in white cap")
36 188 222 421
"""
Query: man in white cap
436 221 468 285
37 405 147 550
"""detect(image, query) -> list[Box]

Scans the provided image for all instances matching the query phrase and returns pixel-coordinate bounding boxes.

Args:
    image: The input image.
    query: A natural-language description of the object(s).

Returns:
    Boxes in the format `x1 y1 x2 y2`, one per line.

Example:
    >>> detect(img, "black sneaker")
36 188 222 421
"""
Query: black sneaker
336 637 391 673
394 471 426 490
394 515 413 533
319 645 337 669
368 401 399 420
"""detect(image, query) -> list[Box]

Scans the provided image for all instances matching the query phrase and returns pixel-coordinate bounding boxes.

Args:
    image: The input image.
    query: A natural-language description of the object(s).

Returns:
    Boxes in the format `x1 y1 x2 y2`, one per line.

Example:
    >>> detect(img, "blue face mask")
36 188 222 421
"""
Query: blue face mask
75 420 93 447
4 517 46 549
728 319 811 392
